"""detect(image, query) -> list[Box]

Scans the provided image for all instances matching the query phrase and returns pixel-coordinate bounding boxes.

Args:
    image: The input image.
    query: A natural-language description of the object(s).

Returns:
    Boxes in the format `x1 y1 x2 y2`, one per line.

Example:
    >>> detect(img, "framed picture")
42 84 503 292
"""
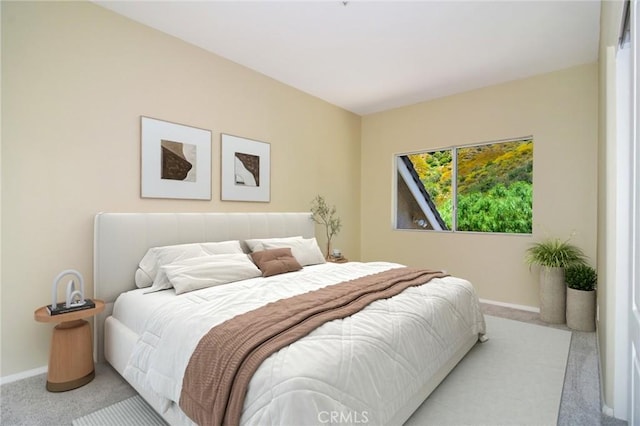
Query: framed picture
221 134 270 202
141 116 212 200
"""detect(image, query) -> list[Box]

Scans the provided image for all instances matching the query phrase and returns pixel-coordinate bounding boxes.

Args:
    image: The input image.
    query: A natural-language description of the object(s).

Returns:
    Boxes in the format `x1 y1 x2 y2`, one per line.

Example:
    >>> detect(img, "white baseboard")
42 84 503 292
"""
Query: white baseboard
0 365 47 386
479 298 540 313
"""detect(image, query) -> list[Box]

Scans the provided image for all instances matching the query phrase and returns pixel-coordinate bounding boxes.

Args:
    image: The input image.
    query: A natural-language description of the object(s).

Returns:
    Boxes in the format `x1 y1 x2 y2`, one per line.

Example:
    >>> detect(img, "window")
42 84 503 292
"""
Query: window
395 137 533 234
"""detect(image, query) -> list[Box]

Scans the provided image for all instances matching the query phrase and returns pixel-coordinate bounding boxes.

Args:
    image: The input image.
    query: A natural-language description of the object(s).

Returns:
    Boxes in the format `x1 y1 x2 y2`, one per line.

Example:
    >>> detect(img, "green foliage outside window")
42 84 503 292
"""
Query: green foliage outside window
405 139 533 234
408 150 452 227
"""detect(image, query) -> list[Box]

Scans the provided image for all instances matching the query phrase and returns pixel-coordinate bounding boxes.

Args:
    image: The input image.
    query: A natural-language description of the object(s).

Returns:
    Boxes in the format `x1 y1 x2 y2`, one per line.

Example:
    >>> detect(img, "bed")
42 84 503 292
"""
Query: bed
94 212 486 425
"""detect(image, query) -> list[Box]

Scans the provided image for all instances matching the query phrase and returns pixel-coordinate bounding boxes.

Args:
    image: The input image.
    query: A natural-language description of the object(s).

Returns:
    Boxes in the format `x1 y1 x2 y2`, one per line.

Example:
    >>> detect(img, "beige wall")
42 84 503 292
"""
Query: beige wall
361 64 598 309
1 1 361 376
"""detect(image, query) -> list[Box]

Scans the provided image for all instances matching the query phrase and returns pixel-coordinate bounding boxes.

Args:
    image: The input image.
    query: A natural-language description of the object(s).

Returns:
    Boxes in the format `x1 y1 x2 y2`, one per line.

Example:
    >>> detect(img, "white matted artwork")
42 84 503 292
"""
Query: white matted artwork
141 116 212 200
221 134 270 202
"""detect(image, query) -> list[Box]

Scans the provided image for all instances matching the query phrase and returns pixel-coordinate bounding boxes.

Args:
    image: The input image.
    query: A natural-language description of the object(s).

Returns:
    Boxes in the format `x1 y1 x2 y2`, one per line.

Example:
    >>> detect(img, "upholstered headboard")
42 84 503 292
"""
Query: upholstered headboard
93 212 315 359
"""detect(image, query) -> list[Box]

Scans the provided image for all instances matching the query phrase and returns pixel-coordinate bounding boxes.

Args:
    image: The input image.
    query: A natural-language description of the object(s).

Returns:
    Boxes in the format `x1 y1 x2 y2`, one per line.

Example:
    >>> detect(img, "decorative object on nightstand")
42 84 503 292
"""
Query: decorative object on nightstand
327 248 348 263
310 195 342 259
47 269 95 315
34 270 105 392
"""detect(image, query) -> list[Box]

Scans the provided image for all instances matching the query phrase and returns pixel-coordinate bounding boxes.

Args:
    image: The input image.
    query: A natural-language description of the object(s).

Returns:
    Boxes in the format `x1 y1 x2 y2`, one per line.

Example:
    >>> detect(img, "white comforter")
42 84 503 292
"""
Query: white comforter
121 262 485 425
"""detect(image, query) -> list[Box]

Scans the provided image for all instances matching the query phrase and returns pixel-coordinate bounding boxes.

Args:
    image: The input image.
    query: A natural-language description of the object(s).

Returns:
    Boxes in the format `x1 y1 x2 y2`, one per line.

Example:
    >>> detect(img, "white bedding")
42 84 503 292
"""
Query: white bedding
114 261 486 425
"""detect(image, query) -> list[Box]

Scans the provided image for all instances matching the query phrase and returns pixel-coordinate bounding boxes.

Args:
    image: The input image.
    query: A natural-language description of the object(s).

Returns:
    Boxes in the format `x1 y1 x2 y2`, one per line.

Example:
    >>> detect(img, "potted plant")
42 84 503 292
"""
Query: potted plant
565 264 597 331
310 195 342 259
525 238 586 324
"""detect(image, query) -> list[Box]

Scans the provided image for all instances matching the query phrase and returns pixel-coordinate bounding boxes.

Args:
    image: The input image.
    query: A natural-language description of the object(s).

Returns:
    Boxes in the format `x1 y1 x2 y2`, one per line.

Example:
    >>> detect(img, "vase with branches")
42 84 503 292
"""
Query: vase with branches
310 195 342 258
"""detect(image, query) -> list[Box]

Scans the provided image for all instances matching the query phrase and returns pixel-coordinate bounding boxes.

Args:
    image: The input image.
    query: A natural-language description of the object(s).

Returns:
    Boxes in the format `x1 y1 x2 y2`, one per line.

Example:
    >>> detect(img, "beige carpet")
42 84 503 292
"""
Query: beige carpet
405 315 571 426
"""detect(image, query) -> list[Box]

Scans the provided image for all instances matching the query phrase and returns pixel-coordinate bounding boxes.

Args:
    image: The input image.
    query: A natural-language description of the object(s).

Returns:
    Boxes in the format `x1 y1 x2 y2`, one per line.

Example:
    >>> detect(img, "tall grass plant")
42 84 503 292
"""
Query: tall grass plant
524 238 586 268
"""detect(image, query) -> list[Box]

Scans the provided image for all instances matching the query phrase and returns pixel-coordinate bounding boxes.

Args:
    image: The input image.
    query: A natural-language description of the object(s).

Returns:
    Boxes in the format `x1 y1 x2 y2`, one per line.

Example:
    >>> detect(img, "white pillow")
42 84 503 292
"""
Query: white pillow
244 236 302 252
135 240 243 288
163 254 262 295
259 237 326 266
135 268 154 288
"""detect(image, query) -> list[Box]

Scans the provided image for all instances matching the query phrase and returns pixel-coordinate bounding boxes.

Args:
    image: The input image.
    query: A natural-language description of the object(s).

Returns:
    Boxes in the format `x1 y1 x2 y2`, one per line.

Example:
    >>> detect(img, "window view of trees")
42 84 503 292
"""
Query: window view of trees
400 138 533 234
407 150 453 226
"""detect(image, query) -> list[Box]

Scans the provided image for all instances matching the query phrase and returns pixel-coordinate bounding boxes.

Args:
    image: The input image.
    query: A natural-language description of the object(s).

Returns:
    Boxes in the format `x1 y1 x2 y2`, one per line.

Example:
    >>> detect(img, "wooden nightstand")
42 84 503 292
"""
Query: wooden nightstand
34 300 105 392
327 256 348 263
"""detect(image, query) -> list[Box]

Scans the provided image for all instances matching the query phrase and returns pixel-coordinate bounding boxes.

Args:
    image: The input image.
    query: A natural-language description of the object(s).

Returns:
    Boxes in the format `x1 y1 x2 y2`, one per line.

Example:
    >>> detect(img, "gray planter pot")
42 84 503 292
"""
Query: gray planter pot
566 287 596 331
539 267 566 324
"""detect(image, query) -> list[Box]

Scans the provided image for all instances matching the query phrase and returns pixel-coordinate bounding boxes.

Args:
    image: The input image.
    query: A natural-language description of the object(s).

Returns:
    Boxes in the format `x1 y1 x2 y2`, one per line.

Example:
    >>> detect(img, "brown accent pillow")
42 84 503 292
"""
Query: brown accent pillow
250 247 303 277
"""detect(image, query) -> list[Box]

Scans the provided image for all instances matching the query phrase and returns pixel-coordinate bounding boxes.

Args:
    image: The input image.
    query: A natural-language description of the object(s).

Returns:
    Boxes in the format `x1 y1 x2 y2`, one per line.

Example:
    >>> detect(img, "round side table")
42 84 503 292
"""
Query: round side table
34 300 105 392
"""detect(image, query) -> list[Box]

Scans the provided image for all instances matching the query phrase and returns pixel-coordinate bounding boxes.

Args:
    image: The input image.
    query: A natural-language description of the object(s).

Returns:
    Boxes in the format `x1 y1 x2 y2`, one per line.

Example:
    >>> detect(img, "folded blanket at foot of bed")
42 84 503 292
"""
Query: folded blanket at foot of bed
179 267 447 425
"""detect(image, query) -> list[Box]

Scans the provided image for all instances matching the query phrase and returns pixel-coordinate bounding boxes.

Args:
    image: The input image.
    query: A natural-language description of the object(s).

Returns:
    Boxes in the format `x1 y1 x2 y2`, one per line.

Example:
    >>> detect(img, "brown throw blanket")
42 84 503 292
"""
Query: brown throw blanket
179 267 447 426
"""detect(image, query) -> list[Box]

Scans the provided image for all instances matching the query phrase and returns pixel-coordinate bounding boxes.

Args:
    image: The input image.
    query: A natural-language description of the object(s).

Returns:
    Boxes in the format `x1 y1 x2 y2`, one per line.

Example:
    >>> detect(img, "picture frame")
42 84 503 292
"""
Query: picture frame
140 116 212 200
221 134 271 202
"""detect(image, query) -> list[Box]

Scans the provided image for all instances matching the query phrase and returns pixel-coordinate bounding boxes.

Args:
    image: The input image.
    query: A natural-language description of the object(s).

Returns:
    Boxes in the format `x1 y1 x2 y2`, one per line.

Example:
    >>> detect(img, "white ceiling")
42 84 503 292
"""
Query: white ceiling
95 1 601 115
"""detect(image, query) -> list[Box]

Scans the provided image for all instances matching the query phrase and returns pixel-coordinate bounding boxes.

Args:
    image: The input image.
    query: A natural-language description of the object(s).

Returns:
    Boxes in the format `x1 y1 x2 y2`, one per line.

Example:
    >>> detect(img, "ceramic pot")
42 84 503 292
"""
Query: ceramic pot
539 267 566 324
566 287 596 331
